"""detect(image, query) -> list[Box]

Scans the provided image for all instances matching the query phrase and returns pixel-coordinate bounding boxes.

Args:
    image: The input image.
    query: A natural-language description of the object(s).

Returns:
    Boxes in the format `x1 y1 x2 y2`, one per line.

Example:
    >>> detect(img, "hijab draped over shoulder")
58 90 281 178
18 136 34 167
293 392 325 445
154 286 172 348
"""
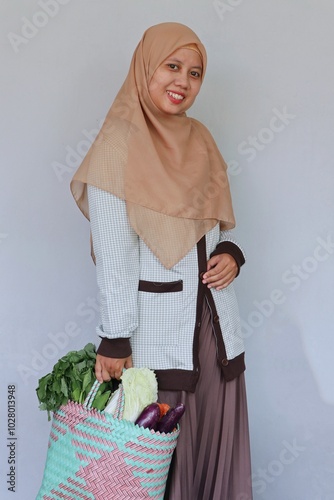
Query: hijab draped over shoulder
71 22 235 269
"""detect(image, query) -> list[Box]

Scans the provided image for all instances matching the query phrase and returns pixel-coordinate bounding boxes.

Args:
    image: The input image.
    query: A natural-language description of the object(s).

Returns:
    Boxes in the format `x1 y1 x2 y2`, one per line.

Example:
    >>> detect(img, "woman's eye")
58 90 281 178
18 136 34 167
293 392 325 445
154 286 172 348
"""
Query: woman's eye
167 63 178 70
191 71 201 78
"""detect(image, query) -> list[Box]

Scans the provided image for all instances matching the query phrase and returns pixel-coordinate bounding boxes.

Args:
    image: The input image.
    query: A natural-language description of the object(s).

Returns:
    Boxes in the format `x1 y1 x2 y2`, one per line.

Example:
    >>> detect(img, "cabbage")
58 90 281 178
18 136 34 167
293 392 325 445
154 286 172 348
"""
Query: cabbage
121 368 158 422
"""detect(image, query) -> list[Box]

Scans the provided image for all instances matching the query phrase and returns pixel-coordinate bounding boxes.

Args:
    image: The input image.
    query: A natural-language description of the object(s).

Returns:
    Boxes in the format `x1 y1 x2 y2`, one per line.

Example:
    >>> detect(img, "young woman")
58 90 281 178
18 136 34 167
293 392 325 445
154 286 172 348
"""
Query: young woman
71 22 252 500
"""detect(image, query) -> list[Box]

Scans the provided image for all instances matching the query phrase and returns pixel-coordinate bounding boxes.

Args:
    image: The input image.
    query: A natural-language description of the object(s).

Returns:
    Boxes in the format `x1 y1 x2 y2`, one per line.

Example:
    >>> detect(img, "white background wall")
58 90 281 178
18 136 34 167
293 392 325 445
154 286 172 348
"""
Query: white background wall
1 1 334 498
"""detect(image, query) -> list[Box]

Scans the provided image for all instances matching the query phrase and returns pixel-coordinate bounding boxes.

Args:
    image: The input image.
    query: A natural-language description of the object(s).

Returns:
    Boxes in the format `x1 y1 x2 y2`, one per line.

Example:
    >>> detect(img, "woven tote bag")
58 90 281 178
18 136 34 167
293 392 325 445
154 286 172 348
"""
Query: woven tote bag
36 380 179 499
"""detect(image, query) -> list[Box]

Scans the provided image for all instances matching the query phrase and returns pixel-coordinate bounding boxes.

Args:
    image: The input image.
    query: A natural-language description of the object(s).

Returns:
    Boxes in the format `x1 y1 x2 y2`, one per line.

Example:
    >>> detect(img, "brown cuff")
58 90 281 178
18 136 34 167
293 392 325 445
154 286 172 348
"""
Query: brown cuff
210 241 245 277
97 337 132 358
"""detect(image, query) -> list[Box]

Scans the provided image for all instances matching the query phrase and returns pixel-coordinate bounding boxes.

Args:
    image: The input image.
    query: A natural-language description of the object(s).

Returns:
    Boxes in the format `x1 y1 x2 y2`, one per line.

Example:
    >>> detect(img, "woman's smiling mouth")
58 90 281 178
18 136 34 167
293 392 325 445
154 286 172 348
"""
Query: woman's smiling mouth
166 90 185 102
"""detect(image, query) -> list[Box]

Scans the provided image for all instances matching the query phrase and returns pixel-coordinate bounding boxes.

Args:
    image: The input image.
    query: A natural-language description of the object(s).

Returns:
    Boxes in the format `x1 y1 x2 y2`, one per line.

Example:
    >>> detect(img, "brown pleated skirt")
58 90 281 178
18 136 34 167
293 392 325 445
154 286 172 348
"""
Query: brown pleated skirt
159 301 253 500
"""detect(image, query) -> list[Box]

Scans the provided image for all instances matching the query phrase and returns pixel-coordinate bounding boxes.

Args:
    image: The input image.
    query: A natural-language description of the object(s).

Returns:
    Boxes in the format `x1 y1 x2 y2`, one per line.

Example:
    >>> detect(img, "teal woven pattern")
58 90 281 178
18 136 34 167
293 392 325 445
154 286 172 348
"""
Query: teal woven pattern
36 383 179 499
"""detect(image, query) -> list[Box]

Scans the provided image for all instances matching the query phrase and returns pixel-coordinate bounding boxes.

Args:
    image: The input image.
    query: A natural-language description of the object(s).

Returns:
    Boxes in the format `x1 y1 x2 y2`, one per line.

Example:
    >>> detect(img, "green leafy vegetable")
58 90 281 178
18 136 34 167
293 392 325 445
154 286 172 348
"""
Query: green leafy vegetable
36 343 113 420
91 382 112 411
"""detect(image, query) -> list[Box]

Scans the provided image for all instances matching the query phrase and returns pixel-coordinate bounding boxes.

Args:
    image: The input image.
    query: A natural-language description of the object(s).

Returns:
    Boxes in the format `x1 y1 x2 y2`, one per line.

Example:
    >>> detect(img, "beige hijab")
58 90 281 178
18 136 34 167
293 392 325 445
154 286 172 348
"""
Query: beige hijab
71 22 235 269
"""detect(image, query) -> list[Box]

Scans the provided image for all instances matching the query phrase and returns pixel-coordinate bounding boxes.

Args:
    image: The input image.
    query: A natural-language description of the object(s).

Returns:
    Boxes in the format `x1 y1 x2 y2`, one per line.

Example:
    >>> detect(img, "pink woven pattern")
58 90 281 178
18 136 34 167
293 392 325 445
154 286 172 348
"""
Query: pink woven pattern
37 400 179 500
76 447 149 499
49 421 67 446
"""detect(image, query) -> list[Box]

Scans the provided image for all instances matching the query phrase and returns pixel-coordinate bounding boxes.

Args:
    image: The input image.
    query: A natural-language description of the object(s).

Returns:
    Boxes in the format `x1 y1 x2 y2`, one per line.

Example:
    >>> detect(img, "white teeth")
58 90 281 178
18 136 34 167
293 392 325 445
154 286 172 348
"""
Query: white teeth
167 91 184 100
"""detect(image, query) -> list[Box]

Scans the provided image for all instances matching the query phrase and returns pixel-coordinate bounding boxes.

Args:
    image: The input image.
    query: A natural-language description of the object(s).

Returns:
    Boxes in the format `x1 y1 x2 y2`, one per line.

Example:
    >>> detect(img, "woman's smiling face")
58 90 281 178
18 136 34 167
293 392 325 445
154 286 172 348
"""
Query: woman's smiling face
148 47 203 115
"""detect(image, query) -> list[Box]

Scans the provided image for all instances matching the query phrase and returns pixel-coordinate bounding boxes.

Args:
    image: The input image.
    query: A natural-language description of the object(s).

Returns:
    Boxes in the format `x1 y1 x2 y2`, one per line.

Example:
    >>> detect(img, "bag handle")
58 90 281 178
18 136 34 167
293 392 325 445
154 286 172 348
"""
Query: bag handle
112 383 125 420
83 379 125 420
83 379 101 410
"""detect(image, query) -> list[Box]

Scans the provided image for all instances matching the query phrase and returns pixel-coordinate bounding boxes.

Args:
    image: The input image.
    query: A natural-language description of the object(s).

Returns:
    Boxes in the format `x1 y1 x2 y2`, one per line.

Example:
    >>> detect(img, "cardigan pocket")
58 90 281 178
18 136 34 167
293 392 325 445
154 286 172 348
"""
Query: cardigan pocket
137 280 183 346
138 279 183 293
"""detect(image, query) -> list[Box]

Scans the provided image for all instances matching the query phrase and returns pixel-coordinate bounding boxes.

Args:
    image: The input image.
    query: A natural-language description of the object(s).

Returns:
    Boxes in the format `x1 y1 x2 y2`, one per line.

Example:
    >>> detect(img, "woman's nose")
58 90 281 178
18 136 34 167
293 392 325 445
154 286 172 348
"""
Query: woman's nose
174 71 189 89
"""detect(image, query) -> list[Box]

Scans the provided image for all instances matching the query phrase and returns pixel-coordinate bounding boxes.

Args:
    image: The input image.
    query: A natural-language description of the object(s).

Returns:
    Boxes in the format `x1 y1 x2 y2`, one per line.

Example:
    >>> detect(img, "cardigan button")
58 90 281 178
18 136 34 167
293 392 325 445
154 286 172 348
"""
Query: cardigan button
199 272 205 279
222 358 229 367
213 315 219 323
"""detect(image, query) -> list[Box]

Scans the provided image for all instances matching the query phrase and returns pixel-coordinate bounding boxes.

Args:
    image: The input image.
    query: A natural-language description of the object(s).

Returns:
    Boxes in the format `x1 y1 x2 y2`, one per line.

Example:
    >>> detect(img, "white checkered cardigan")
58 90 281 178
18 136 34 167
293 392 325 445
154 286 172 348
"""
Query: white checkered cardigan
88 185 245 385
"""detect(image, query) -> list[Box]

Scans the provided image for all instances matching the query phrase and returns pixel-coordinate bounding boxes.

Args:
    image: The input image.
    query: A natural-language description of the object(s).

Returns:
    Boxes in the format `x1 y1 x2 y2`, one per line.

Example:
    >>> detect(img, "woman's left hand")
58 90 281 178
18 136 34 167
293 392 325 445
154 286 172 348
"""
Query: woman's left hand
202 253 238 290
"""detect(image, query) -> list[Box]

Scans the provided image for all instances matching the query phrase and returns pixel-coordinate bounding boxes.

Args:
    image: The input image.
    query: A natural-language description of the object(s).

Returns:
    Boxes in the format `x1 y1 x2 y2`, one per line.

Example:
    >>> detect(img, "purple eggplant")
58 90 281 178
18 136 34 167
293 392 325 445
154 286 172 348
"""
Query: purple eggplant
156 403 185 434
135 403 160 429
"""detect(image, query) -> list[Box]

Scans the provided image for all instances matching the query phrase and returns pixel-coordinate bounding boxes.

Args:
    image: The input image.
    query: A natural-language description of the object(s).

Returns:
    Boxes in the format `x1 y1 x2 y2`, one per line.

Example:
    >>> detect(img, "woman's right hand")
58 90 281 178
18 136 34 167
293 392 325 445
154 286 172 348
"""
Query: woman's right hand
95 354 133 382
